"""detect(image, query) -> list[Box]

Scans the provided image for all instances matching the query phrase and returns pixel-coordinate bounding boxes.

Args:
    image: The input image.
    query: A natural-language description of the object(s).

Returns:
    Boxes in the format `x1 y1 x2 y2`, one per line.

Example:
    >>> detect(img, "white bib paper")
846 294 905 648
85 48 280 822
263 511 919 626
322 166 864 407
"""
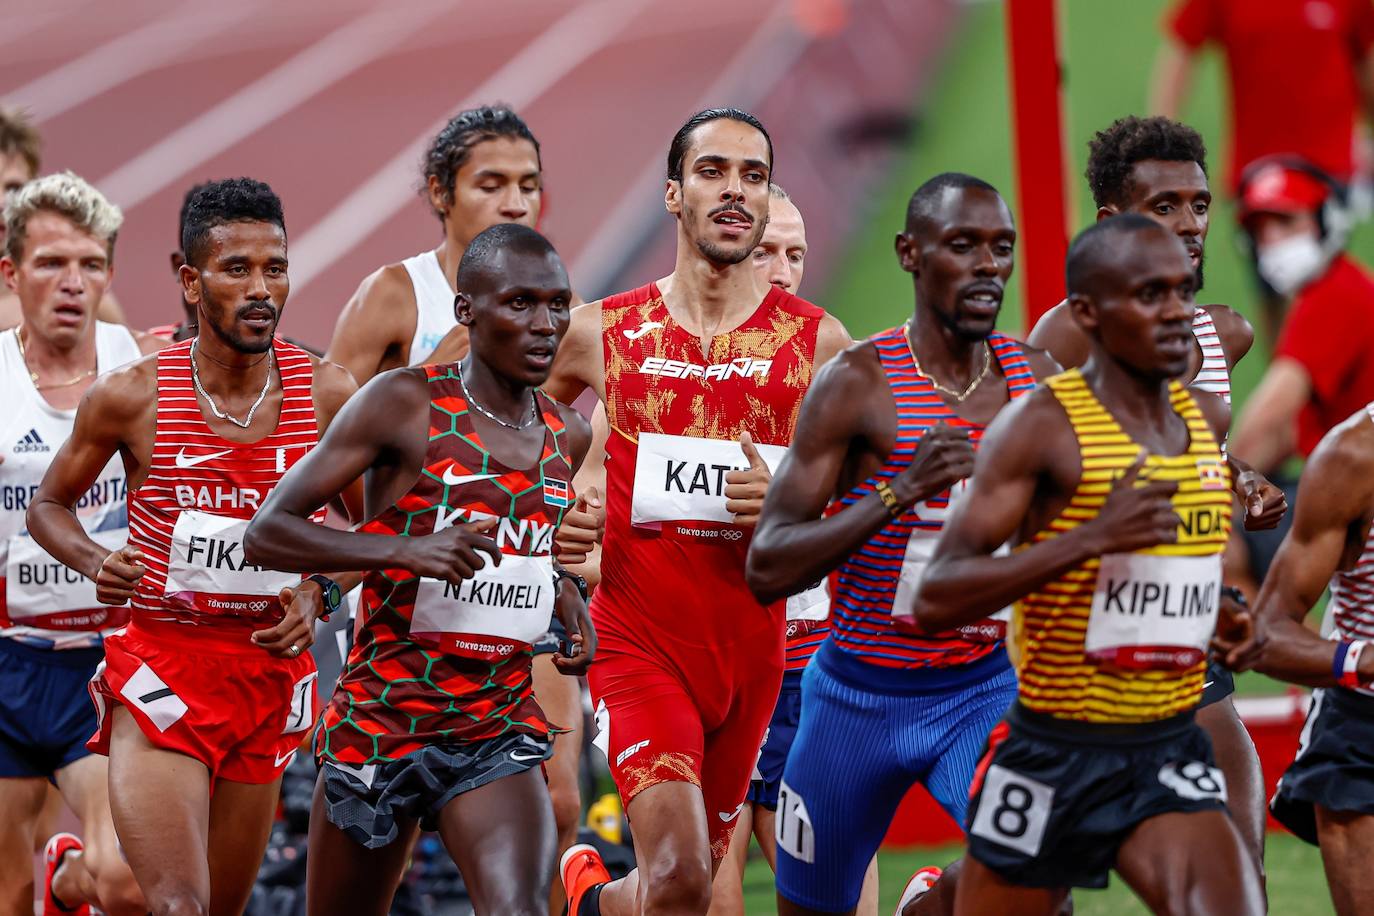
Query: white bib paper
411 553 554 654
1086 553 1220 670
5 528 127 620
164 510 296 608
890 529 1010 641
631 433 787 525
785 582 830 622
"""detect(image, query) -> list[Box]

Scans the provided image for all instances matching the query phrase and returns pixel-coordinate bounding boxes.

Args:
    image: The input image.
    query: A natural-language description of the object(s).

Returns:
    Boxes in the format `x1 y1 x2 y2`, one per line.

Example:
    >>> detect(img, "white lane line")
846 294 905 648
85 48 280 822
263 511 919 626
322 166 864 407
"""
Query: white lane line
287 0 653 297
95 2 454 211
571 1 807 293
2 3 260 123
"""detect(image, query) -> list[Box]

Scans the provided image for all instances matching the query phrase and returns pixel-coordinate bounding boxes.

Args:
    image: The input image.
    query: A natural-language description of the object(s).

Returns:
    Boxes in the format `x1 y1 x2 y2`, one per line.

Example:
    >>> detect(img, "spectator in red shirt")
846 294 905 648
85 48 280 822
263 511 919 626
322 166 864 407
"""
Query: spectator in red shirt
1151 0 1374 191
1232 158 1374 472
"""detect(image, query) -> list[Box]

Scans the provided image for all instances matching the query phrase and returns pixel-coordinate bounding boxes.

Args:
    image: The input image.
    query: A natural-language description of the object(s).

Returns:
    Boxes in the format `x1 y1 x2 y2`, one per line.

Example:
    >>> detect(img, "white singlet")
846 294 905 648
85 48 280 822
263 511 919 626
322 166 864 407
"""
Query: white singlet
0 322 142 649
402 249 457 365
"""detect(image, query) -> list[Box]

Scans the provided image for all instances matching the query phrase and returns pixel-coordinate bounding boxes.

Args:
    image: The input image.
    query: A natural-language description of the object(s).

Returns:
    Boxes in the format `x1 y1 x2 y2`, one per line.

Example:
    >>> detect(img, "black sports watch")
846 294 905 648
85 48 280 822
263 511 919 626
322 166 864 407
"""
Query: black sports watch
554 568 589 604
306 574 343 620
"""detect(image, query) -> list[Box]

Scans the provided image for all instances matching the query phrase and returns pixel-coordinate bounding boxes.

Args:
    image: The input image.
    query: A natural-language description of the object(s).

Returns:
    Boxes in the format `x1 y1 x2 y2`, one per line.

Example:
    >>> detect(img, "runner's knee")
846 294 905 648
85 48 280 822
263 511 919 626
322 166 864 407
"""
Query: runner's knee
148 891 208 916
641 849 712 913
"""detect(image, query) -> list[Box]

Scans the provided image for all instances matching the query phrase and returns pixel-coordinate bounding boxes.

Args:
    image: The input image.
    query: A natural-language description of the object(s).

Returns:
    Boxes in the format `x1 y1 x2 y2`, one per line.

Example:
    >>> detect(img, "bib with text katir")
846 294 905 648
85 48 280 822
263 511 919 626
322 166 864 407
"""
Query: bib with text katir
631 432 787 526
410 553 555 659
1086 553 1221 671
163 510 296 617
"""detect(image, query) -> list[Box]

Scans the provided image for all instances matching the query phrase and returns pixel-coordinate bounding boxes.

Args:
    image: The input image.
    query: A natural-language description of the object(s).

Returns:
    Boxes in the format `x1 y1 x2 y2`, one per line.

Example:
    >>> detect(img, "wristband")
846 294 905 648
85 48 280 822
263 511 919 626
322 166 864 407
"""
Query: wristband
1219 585 1246 607
874 480 903 518
1337 640 1368 689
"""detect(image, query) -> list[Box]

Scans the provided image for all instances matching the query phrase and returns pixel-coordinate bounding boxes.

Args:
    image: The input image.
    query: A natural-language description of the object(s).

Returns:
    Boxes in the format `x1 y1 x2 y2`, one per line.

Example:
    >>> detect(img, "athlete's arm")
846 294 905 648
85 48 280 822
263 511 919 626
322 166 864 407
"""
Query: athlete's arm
746 345 971 604
1229 357 1309 475
243 370 498 579
309 356 364 522
811 313 853 370
1148 38 1196 118
1204 304 1255 370
27 365 152 604
425 324 470 366
908 391 1182 631
554 403 606 578
1254 416 1374 686
551 401 597 674
1026 302 1090 370
541 300 602 404
323 264 416 386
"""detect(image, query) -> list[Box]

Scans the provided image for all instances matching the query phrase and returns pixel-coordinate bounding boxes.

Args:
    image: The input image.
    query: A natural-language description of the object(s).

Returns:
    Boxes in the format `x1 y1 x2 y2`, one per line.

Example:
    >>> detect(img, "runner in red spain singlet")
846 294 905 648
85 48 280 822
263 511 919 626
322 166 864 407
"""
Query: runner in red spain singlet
549 110 851 916
28 180 359 916
244 224 594 916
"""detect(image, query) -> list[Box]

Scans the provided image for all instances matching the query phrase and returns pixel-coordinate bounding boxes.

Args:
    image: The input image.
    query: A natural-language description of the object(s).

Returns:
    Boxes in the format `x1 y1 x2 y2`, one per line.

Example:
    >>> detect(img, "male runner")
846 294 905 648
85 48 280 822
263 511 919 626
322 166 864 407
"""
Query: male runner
0 108 127 329
552 108 850 915
1249 405 1374 916
1027 115 1285 872
27 178 357 916
746 173 1058 916
0 172 161 916
149 183 207 342
912 215 1264 915
707 184 879 916
242 222 593 915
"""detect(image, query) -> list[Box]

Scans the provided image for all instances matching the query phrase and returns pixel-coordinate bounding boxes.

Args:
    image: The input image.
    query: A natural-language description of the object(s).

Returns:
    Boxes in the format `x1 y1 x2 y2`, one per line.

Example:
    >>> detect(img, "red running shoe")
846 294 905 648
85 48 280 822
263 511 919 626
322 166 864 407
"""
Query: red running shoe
43 833 90 916
560 843 611 916
894 865 943 915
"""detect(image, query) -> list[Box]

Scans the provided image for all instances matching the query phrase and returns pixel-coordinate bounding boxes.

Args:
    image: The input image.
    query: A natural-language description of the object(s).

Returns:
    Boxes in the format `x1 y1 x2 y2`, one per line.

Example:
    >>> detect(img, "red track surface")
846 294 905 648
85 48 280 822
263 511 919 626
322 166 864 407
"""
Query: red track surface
2 0 814 344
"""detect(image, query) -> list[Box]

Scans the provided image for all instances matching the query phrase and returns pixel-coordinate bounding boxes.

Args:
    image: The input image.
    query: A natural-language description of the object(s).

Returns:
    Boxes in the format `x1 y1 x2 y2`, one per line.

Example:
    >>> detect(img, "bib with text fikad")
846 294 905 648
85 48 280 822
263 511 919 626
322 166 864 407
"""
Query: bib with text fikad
1086 553 1221 671
631 432 787 528
411 553 554 660
163 510 296 617
4 529 129 629
892 483 1011 642
785 581 830 623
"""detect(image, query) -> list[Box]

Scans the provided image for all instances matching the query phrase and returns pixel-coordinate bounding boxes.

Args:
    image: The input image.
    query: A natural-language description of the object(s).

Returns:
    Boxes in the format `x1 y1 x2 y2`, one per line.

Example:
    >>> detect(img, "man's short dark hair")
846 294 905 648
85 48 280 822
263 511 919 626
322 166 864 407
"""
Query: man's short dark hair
1086 116 1208 209
904 172 1000 235
1066 213 1167 295
180 178 285 268
422 106 541 223
666 108 773 183
0 107 41 178
177 182 211 250
456 222 559 291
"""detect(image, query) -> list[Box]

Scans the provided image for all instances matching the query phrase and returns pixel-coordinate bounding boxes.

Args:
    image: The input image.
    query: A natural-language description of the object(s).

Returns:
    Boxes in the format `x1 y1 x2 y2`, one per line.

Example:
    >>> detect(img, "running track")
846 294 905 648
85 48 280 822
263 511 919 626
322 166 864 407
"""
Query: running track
1 0 955 346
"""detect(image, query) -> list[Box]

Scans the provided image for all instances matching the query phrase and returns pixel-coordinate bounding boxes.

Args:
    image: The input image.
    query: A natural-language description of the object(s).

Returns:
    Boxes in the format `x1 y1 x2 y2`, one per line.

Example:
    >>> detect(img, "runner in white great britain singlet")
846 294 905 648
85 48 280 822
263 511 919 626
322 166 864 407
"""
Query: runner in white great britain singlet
0 322 141 649
402 250 457 366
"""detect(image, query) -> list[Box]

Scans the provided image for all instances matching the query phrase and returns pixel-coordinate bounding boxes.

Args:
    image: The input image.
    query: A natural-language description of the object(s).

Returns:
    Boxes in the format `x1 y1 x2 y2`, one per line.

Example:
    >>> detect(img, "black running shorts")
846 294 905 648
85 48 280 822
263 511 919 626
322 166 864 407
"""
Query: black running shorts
1271 687 1374 845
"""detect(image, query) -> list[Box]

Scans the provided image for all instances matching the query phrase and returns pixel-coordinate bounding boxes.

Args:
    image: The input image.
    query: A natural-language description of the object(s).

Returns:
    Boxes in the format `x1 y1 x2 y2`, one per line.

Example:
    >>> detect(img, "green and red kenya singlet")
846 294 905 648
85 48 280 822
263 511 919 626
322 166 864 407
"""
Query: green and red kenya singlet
316 365 573 765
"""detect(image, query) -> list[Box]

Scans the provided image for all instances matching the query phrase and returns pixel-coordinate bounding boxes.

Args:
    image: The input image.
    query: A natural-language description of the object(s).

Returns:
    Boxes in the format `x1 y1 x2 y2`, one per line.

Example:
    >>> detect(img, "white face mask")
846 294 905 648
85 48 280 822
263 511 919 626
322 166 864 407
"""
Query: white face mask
1256 233 1327 297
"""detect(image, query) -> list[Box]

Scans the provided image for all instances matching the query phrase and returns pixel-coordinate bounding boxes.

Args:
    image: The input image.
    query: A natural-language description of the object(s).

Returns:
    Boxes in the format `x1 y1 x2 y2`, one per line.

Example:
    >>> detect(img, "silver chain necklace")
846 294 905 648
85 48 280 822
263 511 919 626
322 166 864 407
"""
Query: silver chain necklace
458 365 538 430
190 340 274 429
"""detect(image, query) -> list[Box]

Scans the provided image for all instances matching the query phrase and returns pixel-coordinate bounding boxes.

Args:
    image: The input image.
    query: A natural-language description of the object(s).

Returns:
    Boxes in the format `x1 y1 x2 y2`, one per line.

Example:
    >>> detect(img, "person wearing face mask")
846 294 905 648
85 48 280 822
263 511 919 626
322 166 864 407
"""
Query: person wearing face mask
1229 157 1373 481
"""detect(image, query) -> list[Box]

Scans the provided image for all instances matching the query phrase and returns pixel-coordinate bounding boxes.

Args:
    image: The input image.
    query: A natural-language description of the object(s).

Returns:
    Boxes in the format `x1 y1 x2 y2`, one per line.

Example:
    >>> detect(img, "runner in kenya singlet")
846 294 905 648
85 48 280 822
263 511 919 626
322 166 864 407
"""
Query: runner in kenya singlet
315 365 574 766
596 281 823 644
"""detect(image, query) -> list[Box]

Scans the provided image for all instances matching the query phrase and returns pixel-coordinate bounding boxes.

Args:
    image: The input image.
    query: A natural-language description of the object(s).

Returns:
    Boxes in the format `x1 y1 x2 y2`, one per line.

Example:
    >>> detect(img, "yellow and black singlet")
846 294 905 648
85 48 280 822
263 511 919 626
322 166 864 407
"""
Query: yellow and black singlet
1012 369 1232 725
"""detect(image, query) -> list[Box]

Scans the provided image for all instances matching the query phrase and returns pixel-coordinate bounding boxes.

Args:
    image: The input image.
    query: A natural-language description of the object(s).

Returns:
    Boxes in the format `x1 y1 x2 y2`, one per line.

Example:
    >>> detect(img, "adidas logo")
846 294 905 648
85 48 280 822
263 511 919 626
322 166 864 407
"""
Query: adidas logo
13 429 49 454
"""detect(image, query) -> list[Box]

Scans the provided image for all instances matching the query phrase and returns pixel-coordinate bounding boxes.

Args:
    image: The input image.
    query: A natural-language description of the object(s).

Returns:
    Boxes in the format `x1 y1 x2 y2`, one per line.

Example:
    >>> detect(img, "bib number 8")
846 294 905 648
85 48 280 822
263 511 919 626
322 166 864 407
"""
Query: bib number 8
969 765 1055 857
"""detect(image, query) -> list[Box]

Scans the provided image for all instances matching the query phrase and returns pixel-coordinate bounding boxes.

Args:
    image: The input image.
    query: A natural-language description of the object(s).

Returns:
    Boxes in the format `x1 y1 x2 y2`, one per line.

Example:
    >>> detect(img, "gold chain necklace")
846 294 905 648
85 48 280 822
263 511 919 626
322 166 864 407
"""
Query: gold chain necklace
904 320 992 403
15 326 97 391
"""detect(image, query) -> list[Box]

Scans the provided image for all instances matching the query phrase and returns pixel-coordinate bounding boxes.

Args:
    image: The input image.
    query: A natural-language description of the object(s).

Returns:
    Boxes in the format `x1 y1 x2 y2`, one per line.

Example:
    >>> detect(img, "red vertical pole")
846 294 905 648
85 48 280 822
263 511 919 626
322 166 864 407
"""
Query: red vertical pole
1005 0 1069 332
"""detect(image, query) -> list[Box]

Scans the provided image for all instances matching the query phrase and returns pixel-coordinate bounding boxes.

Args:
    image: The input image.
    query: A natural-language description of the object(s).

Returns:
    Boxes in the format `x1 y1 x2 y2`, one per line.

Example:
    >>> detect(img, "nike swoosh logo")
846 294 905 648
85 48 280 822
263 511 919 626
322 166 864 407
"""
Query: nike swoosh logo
623 321 664 340
718 804 744 822
510 748 546 763
174 447 233 469
442 468 499 486
274 749 296 767
1203 680 1215 690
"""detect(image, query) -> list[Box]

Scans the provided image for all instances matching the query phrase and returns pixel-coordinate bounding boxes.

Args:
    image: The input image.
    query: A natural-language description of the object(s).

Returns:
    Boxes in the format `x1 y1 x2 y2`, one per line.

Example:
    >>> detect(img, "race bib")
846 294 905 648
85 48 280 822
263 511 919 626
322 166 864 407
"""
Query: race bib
411 553 554 659
163 511 296 617
785 581 829 623
891 531 1010 642
4 529 129 629
631 433 787 526
1086 553 1221 670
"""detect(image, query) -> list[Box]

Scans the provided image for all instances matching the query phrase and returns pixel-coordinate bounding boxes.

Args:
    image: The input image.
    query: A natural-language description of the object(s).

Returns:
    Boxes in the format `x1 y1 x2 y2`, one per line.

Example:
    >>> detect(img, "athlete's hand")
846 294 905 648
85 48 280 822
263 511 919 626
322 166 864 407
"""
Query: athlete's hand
890 422 974 508
554 487 604 565
94 546 145 605
1212 587 1265 672
725 432 771 527
552 577 596 676
1235 469 1287 531
252 583 320 658
410 517 501 584
1085 454 1181 554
